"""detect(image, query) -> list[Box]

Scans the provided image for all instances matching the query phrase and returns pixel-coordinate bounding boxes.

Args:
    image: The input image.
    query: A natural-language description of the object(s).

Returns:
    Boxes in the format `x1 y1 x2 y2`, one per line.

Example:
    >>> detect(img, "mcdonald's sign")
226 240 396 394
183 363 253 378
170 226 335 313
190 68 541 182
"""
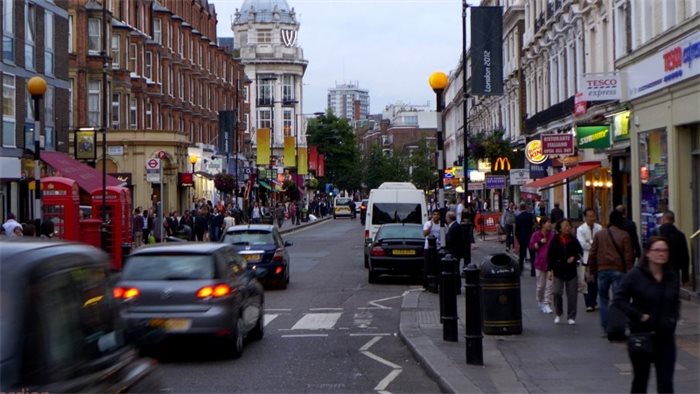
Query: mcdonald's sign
492 156 511 175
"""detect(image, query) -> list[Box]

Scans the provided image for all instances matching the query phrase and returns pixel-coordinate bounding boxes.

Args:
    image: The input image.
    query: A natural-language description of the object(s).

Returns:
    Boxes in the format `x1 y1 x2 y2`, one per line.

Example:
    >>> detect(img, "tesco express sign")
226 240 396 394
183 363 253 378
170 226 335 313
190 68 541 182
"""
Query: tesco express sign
580 73 621 100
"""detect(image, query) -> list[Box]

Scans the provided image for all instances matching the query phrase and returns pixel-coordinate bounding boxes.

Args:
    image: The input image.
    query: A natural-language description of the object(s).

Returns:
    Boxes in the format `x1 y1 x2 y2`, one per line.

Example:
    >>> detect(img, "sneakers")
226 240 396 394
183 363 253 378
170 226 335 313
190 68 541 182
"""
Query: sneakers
538 302 544 311
568 319 576 325
554 316 561 324
585 306 595 312
543 304 553 314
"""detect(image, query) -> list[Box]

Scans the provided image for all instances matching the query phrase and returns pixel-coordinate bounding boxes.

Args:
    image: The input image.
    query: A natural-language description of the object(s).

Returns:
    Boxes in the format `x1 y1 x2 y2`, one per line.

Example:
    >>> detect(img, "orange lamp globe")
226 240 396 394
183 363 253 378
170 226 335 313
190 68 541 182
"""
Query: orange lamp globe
27 76 48 97
189 155 198 165
428 71 448 91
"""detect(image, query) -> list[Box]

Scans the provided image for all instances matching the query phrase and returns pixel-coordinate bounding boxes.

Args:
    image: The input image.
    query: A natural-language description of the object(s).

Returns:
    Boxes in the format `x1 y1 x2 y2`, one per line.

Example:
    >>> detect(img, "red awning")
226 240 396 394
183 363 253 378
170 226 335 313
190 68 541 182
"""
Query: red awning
521 161 601 193
41 151 123 193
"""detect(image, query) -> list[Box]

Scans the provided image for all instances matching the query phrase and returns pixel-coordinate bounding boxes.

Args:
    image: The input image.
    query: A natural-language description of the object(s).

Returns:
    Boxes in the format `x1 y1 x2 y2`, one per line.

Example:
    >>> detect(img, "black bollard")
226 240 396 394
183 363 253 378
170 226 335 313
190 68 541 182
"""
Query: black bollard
440 253 458 342
425 236 439 293
461 222 473 266
463 263 483 365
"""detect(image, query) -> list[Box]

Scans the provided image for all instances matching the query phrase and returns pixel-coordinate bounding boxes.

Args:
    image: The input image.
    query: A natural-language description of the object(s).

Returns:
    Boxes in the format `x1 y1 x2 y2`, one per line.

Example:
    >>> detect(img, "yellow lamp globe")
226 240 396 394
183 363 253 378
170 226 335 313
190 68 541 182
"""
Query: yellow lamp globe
189 155 198 165
429 71 449 91
27 76 48 97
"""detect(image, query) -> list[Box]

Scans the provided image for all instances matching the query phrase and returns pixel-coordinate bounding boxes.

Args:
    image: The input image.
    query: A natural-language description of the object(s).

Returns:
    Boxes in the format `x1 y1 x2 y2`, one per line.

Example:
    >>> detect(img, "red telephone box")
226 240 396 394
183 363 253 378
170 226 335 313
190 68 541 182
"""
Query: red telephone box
91 186 132 270
41 177 80 241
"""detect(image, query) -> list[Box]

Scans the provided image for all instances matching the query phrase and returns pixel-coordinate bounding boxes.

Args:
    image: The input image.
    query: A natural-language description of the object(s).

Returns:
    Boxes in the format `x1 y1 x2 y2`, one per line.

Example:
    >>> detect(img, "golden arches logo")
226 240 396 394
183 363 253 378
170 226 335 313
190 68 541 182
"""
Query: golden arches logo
493 157 511 172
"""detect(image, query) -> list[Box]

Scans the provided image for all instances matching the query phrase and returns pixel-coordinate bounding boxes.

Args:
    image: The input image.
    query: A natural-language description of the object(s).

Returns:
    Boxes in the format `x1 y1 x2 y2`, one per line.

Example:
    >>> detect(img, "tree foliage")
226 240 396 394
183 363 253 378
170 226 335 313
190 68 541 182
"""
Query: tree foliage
360 139 436 191
468 129 513 161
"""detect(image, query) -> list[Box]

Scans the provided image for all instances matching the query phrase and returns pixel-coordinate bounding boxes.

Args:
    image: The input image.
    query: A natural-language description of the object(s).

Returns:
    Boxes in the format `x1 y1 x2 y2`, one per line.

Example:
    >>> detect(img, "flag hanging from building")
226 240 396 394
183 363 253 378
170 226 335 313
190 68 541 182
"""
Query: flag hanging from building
256 128 270 166
298 147 308 175
317 154 325 177
284 136 296 168
309 146 318 172
470 6 503 95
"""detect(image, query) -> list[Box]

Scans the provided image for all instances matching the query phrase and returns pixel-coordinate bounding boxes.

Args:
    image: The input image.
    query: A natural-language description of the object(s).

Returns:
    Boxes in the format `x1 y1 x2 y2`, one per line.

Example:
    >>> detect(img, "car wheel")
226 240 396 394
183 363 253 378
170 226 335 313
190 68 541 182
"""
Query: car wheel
229 315 245 359
368 266 379 284
249 306 264 341
333 215 337 219
364 254 369 269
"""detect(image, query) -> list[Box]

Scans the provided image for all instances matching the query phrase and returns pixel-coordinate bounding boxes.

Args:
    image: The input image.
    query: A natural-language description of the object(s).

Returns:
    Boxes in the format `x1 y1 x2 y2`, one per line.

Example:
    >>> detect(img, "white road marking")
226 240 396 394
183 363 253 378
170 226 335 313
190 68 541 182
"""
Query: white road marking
265 308 292 312
281 334 328 338
349 333 392 337
291 312 342 330
364 293 408 310
359 336 383 351
360 336 403 393
309 307 343 311
362 350 402 369
375 369 402 392
263 314 278 327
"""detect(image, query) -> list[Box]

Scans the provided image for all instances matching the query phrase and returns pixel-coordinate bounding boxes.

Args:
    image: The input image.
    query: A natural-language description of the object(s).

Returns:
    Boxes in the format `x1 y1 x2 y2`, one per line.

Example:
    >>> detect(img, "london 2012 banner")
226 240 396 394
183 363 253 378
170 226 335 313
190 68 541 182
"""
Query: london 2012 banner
256 128 270 166
471 6 503 96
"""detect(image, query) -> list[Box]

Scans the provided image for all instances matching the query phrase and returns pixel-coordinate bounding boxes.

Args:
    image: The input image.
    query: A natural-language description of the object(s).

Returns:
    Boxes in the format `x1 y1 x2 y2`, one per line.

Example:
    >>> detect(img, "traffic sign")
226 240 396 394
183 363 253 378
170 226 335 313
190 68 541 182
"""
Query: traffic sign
146 158 161 170
146 172 161 183
158 150 168 159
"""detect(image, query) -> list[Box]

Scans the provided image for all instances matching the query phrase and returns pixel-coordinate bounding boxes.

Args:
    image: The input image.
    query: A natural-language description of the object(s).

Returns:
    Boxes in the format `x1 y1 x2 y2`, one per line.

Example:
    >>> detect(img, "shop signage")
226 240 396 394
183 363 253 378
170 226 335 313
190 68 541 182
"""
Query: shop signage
580 73 621 100
491 157 511 174
576 125 610 149
179 172 194 187
525 140 548 164
528 159 551 179
627 30 700 100
574 92 587 117
470 6 503 96
541 134 575 156
477 159 492 172
611 110 631 141
75 130 97 161
281 29 298 47
146 158 160 170
469 170 486 182
509 169 530 185
485 175 507 189
468 182 484 191
107 146 124 156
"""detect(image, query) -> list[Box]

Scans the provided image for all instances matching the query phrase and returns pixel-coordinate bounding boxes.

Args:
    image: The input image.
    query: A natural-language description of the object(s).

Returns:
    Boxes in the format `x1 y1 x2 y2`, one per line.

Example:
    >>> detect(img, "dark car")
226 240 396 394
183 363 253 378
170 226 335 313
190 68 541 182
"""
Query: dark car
117 243 264 358
0 241 160 393
359 199 369 225
221 224 292 289
367 223 425 283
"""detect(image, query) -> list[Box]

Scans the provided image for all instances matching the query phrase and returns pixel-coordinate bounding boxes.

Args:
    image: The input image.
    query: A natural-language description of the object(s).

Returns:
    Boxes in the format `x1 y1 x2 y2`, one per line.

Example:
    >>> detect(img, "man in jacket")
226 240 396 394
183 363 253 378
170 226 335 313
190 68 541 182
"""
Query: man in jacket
549 202 564 224
514 203 535 276
576 208 602 311
445 211 465 261
588 209 635 332
653 211 690 284
615 205 642 262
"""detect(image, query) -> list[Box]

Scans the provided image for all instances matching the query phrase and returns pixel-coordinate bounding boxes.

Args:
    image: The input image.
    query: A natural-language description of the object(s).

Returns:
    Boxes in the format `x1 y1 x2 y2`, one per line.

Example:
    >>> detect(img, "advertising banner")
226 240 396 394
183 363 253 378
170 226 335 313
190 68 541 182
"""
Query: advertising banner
485 175 507 189
284 136 295 168
297 147 308 175
317 154 325 177
576 125 610 149
470 7 503 96
611 110 631 141
256 128 270 166
541 134 575 155
309 146 318 172
579 73 621 100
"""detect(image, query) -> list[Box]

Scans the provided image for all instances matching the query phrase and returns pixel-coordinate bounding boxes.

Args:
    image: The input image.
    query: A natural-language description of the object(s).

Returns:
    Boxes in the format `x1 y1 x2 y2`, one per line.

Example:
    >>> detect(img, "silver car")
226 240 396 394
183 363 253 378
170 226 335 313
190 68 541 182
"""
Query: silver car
116 243 264 358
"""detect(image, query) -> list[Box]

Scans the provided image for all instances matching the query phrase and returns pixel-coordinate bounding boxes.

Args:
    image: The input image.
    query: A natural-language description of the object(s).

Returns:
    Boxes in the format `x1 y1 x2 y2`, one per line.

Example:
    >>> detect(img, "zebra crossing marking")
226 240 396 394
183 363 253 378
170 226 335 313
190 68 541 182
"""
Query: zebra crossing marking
291 312 342 330
263 314 279 327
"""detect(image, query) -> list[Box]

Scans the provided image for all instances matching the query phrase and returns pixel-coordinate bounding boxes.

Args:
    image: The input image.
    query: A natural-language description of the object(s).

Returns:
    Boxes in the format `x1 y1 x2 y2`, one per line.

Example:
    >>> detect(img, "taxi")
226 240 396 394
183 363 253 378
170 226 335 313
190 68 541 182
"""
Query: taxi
333 197 353 219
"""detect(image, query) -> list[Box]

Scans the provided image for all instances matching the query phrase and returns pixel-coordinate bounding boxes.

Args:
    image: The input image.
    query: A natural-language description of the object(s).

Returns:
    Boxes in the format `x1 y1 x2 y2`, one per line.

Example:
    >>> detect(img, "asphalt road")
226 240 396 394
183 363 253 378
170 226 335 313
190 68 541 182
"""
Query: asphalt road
157 218 440 393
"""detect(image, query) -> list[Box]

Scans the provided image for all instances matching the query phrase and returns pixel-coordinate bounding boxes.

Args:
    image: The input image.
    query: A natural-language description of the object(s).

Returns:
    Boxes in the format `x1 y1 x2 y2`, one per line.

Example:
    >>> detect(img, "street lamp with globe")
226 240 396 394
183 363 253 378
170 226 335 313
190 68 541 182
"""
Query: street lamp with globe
428 71 448 224
27 76 47 223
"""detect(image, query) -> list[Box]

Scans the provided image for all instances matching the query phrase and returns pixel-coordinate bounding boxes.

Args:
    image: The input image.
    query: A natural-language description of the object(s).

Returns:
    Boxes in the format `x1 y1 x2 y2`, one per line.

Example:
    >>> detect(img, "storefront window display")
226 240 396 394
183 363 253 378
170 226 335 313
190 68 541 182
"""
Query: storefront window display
568 177 584 221
639 128 668 241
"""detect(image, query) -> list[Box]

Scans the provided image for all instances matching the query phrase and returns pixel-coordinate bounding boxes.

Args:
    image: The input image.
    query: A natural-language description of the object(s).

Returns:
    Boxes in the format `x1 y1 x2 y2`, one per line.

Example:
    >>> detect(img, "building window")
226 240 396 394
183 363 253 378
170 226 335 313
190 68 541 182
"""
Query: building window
283 109 293 136
244 113 249 134
111 36 120 69
257 78 274 106
45 86 54 129
68 78 74 128
243 86 249 103
88 18 101 54
153 18 162 44
2 73 16 147
178 74 183 99
129 43 137 73
88 80 101 127
178 30 183 56
168 68 173 95
111 94 120 128
257 30 272 43
639 128 669 241
282 75 294 103
44 11 54 76
167 22 172 49
258 109 271 129
25 3 36 69
145 102 152 129
2 0 14 63
129 96 137 129
145 51 152 80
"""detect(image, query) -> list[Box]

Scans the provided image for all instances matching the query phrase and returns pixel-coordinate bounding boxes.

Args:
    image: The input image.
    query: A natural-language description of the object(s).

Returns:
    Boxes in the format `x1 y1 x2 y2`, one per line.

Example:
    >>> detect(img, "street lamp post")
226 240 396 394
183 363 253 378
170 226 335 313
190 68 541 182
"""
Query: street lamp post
428 71 448 231
189 155 198 210
27 76 47 223
462 0 472 268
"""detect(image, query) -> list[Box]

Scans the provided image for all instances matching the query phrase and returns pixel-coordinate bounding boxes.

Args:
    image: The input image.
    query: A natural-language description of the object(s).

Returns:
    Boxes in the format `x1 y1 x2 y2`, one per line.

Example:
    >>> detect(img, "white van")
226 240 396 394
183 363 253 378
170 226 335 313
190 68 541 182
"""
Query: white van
363 182 428 266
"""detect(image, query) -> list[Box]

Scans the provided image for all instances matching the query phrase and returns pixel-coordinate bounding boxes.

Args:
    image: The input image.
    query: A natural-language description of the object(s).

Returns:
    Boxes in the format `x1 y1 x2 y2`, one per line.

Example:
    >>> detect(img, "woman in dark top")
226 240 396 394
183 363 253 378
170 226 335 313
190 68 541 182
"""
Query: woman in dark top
613 236 680 393
547 218 583 325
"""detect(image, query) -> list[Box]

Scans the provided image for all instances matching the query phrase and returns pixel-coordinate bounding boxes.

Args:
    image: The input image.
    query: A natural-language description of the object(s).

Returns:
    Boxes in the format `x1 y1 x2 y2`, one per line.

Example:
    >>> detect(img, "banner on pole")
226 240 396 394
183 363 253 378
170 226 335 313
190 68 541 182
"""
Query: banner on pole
284 136 295 168
298 147 308 175
256 128 270 166
309 146 318 172
470 6 504 96
317 154 325 177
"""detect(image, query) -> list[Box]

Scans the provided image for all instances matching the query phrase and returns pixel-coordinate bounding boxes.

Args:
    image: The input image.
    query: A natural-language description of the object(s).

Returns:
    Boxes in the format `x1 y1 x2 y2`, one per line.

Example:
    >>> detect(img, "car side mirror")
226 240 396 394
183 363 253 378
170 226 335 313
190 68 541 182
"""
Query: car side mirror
284 241 293 247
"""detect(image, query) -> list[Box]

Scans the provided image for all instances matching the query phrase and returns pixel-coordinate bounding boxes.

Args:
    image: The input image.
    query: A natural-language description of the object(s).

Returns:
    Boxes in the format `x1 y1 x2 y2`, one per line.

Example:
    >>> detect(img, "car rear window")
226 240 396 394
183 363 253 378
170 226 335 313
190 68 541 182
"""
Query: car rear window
372 203 422 225
222 230 275 246
122 254 216 280
377 225 423 240
335 198 351 206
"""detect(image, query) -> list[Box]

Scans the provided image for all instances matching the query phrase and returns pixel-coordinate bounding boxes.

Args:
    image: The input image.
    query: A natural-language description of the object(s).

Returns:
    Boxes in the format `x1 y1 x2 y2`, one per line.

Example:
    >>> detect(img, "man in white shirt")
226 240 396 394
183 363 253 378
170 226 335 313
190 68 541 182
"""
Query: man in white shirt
423 209 442 290
576 207 602 312
455 197 465 224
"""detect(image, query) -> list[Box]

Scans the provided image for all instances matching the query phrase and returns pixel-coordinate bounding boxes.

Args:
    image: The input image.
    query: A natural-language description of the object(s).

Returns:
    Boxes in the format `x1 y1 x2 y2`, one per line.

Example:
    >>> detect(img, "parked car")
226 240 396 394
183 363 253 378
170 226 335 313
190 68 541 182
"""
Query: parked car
366 223 425 283
333 197 353 219
221 224 292 289
116 243 265 358
0 240 161 393
359 199 369 225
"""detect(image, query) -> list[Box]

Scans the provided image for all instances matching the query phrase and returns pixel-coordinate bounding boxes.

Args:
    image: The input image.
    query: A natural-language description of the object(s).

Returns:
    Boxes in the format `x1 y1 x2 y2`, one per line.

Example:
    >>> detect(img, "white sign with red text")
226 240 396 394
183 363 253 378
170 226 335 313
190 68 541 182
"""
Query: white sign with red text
579 73 621 100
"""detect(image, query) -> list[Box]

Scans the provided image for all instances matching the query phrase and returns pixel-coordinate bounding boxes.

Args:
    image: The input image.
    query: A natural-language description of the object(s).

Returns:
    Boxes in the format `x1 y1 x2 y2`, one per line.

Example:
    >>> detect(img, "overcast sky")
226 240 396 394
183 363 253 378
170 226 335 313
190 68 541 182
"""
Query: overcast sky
212 0 477 115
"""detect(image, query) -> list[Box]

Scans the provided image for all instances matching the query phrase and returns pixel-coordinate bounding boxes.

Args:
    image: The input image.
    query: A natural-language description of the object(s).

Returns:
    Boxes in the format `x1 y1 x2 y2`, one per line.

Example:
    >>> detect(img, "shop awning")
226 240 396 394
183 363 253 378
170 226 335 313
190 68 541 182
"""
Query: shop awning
41 151 123 193
258 180 273 191
521 161 601 194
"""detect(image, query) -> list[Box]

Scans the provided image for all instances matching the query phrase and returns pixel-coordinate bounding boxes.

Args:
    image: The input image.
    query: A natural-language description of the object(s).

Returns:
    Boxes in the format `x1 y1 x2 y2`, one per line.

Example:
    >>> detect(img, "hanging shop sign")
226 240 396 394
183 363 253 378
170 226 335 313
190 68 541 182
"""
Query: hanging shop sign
525 140 548 164
477 159 492 172
574 91 588 117
576 125 610 149
541 134 575 156
580 73 621 100
485 175 507 189
491 156 511 175
611 110 631 141
509 169 530 185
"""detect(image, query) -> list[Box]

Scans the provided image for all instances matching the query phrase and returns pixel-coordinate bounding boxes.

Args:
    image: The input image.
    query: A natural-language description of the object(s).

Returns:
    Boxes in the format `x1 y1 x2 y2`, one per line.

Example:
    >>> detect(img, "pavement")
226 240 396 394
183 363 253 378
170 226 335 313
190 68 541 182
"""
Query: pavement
277 215 333 235
399 236 700 393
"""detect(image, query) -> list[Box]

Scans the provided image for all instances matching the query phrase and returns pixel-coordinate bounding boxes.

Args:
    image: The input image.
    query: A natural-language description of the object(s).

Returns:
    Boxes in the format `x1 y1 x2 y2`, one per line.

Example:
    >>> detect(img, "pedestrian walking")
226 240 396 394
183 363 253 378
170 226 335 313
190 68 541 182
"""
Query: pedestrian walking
290 201 299 225
501 202 516 251
275 203 286 228
652 210 690 284
209 207 223 242
422 209 442 289
588 210 635 332
445 211 465 261
616 205 642 263
514 203 536 275
223 210 236 232
613 236 680 393
193 209 208 241
549 202 564 224
250 201 263 224
529 217 554 314
576 207 602 311
132 208 144 247
547 218 583 325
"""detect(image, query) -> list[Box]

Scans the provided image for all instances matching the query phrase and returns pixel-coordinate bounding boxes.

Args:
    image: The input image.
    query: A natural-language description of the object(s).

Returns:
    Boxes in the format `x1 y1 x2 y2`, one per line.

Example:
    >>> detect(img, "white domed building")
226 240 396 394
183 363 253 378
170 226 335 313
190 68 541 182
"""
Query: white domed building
233 0 308 171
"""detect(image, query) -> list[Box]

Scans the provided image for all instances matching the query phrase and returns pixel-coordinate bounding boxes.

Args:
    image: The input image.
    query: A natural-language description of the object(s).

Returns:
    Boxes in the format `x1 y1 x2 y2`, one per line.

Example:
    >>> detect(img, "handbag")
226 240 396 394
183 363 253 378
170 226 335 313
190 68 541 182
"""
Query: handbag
627 332 654 354
607 302 628 342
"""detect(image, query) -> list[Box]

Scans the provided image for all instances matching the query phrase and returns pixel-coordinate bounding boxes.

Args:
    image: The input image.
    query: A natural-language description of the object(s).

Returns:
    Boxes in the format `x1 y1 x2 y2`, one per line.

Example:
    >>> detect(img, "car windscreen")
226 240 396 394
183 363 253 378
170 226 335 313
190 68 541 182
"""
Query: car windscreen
377 225 424 240
371 203 422 225
335 198 351 206
222 230 275 246
122 254 216 280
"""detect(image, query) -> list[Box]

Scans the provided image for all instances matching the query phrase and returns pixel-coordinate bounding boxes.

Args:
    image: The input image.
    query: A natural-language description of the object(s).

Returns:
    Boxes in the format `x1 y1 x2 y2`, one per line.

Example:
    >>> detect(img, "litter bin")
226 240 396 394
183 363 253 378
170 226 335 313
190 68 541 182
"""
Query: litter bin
301 208 309 222
480 253 522 335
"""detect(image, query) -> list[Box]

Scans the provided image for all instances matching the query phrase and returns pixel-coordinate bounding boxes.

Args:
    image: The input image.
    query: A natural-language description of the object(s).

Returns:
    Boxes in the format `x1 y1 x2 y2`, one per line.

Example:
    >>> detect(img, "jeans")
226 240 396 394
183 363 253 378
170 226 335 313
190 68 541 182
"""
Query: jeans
552 277 578 320
597 270 624 331
629 334 676 393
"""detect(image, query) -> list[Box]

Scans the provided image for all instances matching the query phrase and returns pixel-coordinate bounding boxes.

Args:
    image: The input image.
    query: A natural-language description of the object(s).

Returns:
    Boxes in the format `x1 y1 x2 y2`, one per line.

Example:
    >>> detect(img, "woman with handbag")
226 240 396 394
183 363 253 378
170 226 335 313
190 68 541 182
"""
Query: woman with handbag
613 236 680 393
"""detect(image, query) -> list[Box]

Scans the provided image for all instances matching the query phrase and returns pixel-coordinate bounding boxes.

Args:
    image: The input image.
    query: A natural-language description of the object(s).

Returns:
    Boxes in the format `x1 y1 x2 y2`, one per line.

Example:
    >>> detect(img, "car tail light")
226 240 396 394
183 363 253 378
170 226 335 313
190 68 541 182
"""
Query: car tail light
273 248 285 263
364 230 369 239
196 284 232 298
275 266 284 275
370 246 386 256
113 287 140 300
